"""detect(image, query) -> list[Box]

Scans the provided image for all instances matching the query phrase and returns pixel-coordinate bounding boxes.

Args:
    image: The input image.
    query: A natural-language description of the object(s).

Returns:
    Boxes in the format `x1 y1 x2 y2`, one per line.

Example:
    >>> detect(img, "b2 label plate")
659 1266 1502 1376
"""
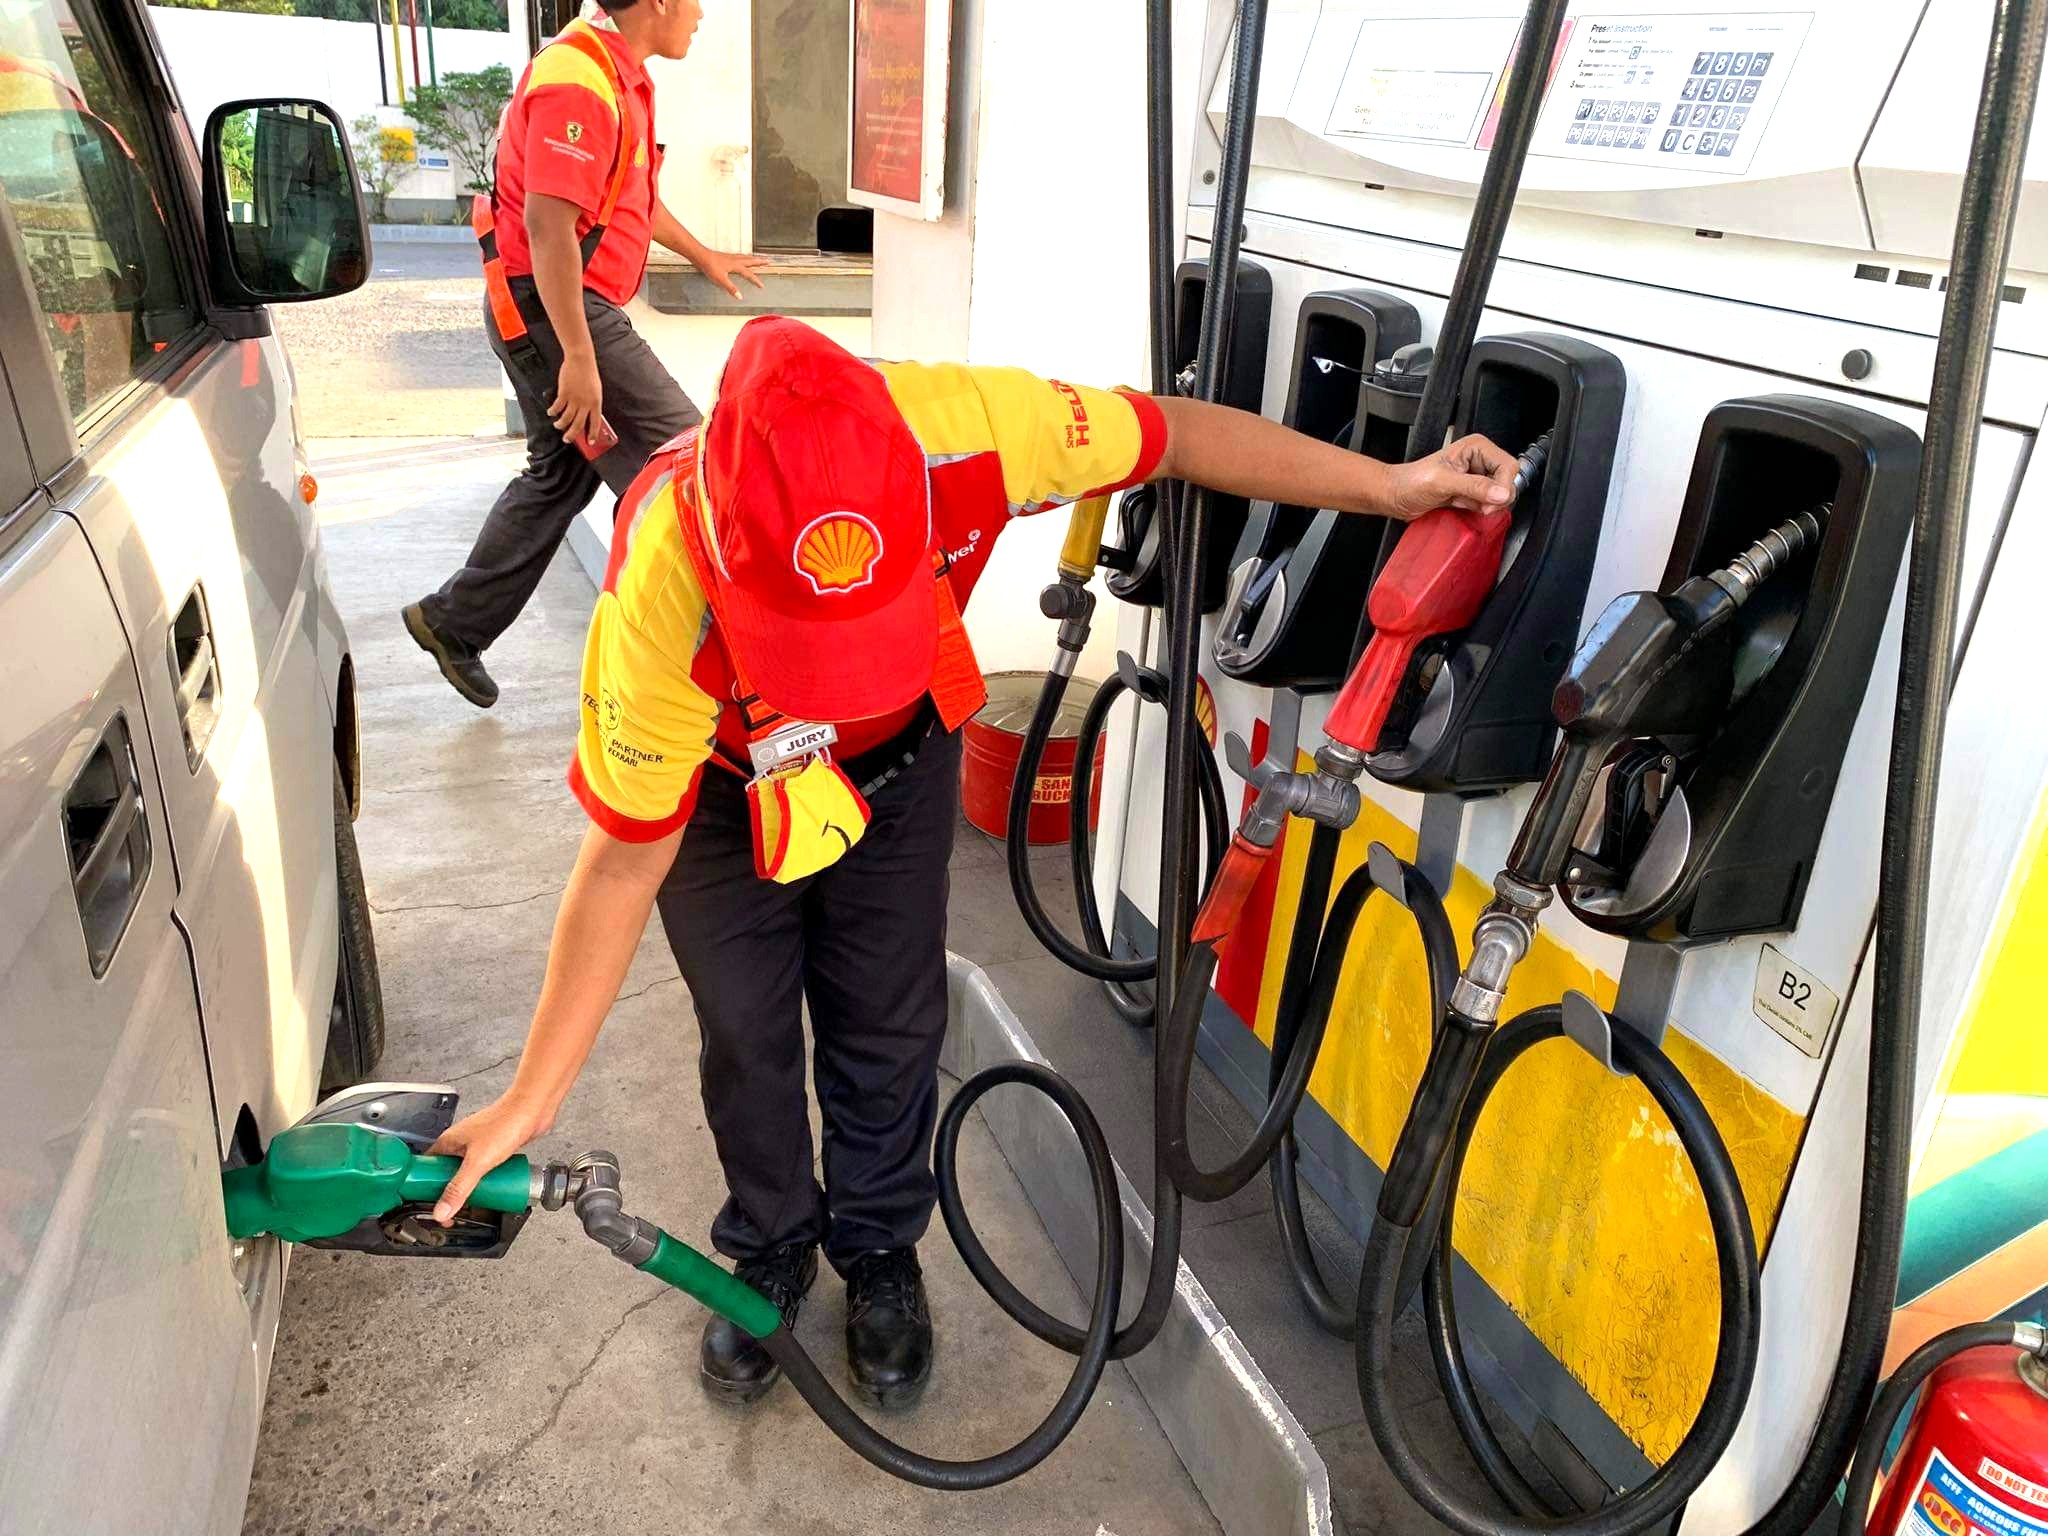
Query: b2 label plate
1753 943 1840 1058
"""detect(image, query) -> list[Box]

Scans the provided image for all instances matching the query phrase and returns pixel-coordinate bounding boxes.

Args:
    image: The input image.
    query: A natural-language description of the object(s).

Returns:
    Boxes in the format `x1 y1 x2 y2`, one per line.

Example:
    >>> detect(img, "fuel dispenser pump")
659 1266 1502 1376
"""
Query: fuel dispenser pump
215 0 2047 1519
1215 290 1421 688
1558 397 1920 942
1104 257 1273 612
1336 0 2047 1516
1358 336 1626 793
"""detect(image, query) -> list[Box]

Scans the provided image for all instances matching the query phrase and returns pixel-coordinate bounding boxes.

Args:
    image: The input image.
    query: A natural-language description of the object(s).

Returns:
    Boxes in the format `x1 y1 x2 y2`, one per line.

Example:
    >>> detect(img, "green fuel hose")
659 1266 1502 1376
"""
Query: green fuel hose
229 1065 1127 1494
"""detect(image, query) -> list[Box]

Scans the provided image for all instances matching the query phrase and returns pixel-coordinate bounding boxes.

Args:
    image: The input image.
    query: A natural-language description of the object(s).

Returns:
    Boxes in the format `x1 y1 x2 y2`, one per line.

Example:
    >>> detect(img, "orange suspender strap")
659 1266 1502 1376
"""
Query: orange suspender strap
471 195 529 344
928 550 988 731
551 21 636 265
471 19 636 342
673 436 988 750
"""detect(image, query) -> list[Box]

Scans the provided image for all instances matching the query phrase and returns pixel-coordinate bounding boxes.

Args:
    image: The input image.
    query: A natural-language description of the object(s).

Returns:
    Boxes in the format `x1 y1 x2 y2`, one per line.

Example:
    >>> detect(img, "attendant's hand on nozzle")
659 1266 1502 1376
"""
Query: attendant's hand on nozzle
1377 434 1520 521
426 1092 552 1225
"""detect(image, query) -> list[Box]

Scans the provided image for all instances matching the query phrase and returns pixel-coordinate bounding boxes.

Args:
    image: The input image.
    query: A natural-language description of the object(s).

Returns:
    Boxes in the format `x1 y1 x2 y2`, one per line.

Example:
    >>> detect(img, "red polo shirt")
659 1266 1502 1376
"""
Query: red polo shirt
491 18 660 306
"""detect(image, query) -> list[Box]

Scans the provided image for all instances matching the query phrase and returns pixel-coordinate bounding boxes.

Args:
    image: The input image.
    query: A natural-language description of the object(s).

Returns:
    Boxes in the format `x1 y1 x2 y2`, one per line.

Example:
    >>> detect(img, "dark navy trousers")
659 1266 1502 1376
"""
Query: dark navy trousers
654 729 960 1274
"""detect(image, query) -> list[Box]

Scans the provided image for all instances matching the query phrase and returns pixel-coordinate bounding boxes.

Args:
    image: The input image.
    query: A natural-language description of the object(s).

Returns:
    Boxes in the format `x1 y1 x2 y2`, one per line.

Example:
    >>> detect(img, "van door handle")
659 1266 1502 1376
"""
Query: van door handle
63 713 153 977
169 584 220 769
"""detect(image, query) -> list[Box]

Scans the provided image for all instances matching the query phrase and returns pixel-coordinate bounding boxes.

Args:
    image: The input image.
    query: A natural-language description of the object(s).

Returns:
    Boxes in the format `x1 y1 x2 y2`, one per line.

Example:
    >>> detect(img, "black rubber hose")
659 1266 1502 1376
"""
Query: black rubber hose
1357 1006 1762 1536
1007 670 1155 984
1158 0 1268 1019
1164 843 1453 1205
767 1059 1122 1489
1743 6 2047 1530
1838 1323 2030 1536
1067 663 1160 1023
1005 664 1228 996
942 944 1218 1361
1144 0 1175 402
1069 667 1229 1015
1269 833 1460 1337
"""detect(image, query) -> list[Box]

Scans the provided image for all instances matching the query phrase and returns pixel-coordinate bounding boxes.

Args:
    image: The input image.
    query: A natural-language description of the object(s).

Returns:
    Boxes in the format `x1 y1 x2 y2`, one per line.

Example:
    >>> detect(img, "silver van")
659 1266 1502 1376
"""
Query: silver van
0 0 379 1526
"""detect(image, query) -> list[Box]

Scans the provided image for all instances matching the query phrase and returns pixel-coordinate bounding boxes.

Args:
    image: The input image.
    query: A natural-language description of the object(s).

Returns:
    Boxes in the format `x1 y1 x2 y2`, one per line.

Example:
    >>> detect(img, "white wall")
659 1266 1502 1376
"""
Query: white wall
871 0 1160 680
151 6 525 207
644 0 755 254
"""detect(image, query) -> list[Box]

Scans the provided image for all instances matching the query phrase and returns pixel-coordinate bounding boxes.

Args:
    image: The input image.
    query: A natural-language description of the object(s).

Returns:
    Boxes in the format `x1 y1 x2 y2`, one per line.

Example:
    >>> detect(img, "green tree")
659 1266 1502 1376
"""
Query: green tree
219 109 255 202
430 0 507 31
349 113 416 219
407 63 511 195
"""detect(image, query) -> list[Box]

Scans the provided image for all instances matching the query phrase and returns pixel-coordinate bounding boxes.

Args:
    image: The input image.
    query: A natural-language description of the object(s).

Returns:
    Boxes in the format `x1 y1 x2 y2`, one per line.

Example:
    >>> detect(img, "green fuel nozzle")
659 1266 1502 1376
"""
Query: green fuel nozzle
223 1124 781 1340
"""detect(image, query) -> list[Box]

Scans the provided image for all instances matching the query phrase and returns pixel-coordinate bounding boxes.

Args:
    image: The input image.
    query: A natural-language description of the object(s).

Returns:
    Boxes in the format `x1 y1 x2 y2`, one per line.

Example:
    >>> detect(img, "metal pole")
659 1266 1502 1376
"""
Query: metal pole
423 0 437 87
1144 0 1175 400
1155 0 1268 1023
1402 0 1570 463
407 0 424 95
389 0 407 107
373 1 388 107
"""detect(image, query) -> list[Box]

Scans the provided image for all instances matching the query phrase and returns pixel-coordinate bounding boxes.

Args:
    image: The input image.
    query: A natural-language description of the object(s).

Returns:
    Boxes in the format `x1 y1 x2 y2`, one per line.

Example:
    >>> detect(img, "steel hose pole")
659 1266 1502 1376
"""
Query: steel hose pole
1157 0 1268 1026
1403 0 1571 464
1748 3 2047 1529
1145 0 1176 400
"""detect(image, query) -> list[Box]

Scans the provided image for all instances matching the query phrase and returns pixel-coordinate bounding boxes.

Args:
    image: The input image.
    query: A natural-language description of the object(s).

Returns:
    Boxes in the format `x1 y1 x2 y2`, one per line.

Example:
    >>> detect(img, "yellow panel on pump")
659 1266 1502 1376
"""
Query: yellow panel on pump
1246 757 1807 1464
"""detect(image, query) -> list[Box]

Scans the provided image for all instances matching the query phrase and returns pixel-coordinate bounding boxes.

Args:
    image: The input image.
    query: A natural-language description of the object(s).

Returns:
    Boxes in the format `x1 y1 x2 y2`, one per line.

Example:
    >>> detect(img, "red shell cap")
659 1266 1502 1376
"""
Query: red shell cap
696 317 937 721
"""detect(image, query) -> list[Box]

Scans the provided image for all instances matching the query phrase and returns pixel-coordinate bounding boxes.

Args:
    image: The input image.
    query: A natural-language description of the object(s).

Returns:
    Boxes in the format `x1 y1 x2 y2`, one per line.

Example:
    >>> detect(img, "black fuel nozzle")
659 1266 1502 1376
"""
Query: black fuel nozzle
1372 342 1434 397
1507 507 1826 889
1038 574 1097 668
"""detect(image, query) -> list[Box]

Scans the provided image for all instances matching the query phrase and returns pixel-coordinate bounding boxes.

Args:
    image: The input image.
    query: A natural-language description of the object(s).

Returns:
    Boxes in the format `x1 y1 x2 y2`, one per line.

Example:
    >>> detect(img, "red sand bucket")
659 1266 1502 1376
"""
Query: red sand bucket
961 671 1107 843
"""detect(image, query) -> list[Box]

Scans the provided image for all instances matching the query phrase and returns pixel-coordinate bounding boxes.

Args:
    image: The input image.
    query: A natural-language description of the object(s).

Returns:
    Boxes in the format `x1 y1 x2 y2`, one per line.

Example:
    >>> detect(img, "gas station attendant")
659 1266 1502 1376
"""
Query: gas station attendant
428 316 1521 1410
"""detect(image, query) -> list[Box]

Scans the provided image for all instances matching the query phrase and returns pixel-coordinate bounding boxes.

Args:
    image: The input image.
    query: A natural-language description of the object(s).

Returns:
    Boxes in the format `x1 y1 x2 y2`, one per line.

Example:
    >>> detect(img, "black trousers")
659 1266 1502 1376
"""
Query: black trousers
421 280 701 653
655 728 961 1273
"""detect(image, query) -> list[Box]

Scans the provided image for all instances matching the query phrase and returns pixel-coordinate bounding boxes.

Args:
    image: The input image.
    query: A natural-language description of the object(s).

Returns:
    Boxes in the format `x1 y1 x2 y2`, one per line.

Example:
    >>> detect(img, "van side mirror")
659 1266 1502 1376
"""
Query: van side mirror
201 98 369 306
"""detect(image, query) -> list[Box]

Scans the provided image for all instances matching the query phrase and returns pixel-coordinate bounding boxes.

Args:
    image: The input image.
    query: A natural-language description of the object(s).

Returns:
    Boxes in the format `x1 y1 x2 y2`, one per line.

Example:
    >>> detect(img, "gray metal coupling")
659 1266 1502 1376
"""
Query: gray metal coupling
1448 974 1506 1024
1239 783 1295 848
1492 871 1553 922
1453 908 1536 1021
1298 771 1361 830
1314 741 1368 781
2019 1319 2048 1355
530 1161 577 1212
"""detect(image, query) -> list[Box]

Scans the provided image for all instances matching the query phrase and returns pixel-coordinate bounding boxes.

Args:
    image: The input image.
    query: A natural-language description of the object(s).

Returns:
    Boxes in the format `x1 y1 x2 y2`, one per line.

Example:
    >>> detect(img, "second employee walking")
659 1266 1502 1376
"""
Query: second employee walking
405 0 766 709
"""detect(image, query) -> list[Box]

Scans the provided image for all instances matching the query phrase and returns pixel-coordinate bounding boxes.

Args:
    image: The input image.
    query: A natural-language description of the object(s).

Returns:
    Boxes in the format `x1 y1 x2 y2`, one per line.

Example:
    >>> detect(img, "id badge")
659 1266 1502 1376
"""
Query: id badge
748 720 838 779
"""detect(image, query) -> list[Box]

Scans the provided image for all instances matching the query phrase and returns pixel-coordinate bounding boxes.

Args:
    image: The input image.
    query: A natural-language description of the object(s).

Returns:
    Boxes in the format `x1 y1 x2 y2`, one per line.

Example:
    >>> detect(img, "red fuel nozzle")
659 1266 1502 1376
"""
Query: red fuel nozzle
1324 504 1512 754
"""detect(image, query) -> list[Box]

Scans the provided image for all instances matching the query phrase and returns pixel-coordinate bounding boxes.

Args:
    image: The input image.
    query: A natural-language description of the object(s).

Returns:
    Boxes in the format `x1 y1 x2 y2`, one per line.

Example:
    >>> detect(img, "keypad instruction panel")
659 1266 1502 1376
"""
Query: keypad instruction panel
1528 11 1812 176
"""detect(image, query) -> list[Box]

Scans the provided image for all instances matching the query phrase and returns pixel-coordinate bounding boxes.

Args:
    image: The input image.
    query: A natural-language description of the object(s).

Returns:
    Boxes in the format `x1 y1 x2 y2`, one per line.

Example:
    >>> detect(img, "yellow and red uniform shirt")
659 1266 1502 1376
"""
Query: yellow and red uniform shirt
570 362 1168 842
491 19 659 307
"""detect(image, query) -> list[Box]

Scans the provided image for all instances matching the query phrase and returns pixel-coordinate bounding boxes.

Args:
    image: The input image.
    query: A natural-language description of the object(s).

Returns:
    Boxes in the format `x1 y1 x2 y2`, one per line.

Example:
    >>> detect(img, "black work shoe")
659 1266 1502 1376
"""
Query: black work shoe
402 602 498 708
701 1241 817 1405
845 1247 932 1410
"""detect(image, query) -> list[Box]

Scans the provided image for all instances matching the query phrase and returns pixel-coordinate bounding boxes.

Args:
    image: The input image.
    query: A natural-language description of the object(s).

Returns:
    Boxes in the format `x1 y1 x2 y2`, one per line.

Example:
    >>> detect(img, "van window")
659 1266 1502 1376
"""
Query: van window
0 0 199 423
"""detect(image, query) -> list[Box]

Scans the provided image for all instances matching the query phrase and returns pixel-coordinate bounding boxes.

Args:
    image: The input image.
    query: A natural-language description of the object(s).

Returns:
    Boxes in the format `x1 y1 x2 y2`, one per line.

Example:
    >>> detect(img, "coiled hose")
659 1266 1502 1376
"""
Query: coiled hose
1264 824 1459 1337
1005 658 1228 1009
760 1061 1123 1488
1407 1008 1762 1524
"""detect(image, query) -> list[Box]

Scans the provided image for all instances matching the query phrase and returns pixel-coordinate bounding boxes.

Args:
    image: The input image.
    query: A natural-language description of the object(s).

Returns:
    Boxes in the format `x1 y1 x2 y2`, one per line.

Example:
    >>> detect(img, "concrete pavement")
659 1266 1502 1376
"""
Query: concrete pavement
240 441 1219 1536
271 241 504 440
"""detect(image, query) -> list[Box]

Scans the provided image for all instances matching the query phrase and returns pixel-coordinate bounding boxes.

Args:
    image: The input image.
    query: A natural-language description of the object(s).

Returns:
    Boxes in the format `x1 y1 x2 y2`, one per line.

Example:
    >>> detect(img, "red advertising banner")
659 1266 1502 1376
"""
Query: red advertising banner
851 0 927 206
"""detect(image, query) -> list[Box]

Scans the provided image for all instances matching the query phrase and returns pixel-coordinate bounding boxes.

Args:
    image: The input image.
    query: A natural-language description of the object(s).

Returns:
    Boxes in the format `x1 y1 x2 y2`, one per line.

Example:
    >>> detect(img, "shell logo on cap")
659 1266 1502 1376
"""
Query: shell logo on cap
794 512 883 595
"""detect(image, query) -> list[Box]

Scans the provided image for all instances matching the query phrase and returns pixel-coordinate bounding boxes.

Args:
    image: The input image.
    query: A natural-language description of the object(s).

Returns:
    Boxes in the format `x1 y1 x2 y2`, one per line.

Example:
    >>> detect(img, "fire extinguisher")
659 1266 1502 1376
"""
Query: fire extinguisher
1848 1321 2048 1536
